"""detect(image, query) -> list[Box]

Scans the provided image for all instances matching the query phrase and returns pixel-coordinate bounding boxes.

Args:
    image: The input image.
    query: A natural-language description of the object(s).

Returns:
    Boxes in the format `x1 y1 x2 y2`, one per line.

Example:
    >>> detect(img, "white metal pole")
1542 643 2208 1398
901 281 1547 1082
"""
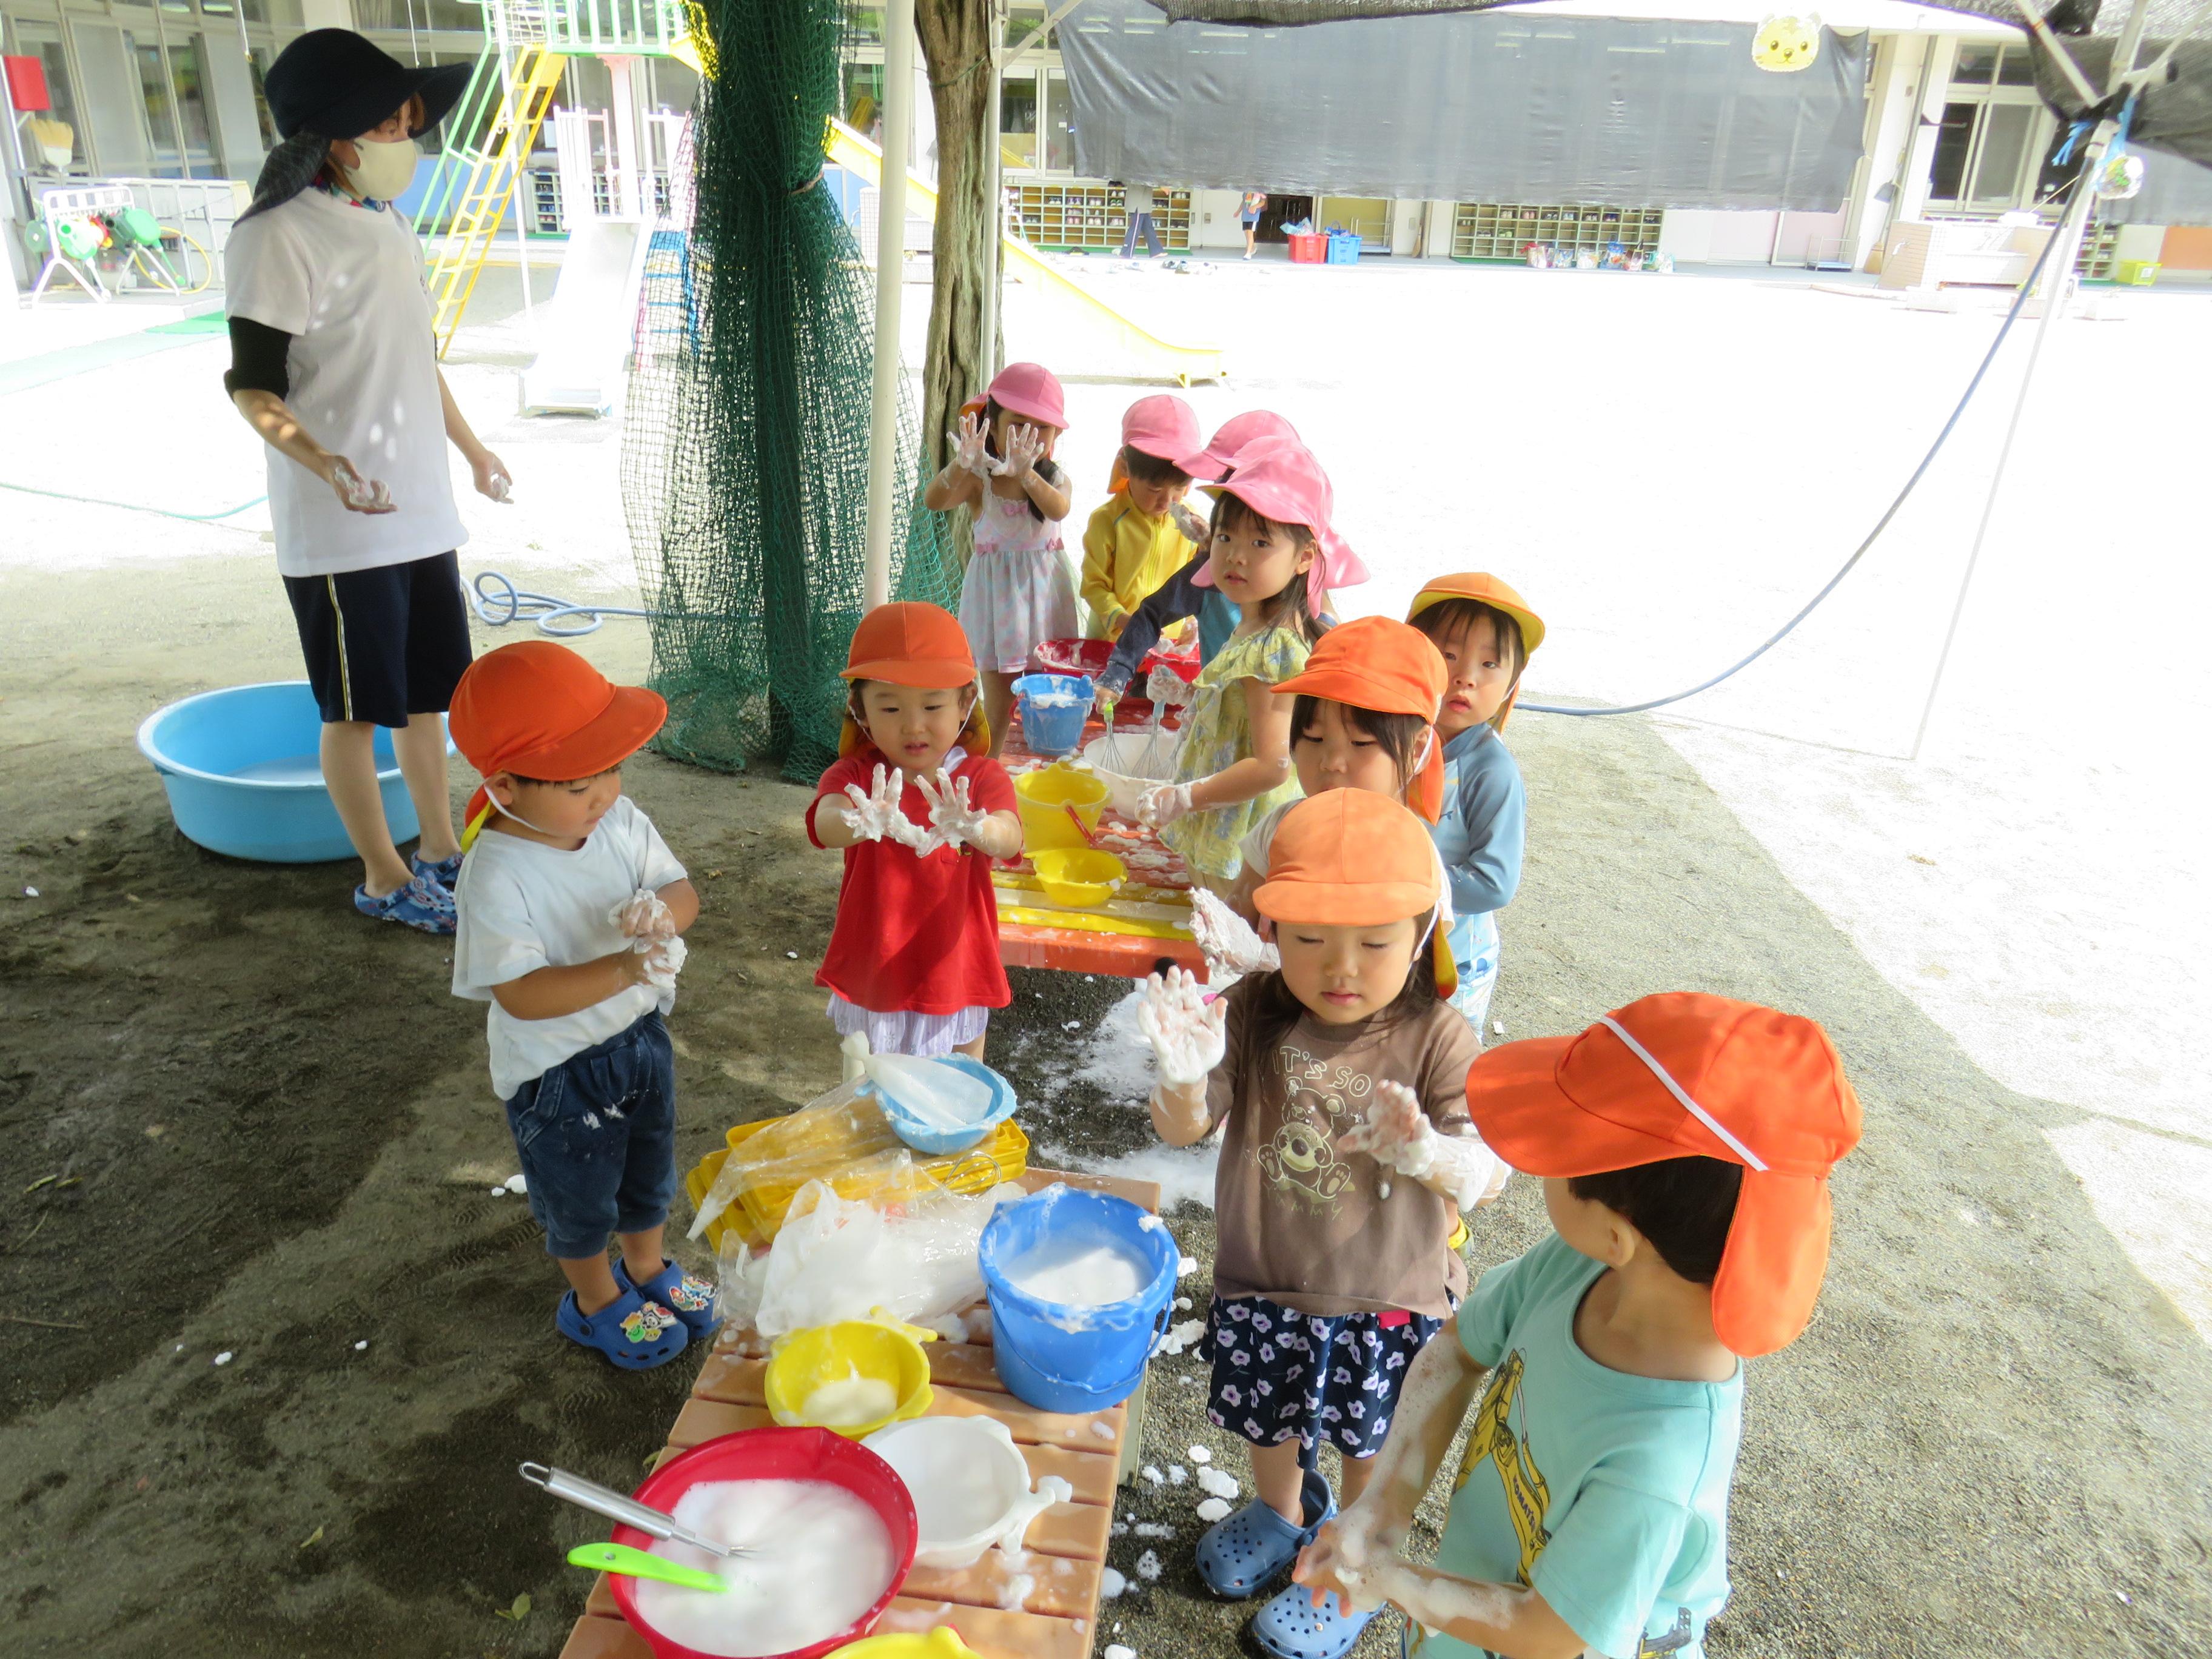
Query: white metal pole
981 0 1002 377
863 0 916 612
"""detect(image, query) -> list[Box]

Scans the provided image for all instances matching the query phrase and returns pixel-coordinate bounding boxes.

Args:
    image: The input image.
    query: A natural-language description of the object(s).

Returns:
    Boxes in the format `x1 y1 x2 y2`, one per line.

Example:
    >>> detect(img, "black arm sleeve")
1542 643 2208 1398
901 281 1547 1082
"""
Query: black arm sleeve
223 316 293 398
1100 553 1206 694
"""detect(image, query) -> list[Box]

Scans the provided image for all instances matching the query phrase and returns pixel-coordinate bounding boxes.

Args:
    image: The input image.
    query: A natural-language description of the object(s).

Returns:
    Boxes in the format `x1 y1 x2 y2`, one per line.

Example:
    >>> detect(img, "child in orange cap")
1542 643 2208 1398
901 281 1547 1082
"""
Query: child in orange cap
806 603 1024 1058
447 641 712 1373
1406 574 1544 1036
923 362 1077 755
1295 993 1863 1659
1136 791 1509 1658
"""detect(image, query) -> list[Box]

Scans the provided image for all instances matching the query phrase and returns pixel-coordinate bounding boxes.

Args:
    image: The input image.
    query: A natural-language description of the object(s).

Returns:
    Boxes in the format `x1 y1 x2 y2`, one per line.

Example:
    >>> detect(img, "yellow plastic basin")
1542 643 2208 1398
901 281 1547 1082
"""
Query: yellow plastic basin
1030 847 1125 908
830 1630 982 1659
1014 765 1108 852
764 1319 934 1439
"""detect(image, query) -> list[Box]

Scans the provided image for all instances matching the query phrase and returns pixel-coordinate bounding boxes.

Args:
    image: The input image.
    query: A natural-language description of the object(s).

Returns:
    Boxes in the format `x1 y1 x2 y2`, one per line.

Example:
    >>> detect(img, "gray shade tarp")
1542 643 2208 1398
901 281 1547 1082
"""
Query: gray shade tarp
1057 1 1869 210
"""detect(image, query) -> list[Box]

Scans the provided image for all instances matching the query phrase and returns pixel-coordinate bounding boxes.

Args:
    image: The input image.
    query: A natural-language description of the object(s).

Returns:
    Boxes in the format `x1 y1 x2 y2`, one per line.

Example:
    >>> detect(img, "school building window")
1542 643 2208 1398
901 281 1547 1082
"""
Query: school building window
1928 42 2053 213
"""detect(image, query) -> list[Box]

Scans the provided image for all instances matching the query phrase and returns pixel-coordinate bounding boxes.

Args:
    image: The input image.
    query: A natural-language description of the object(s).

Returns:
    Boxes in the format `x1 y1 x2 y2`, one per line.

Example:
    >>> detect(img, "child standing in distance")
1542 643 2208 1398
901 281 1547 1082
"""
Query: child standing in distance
923 363 1076 756
1138 792 1509 1659
1091 411 1303 718
807 604 1024 1059
1137 438 1368 889
448 642 713 1372
1081 394 1216 642
1406 574 1544 1036
1295 994 1863 1659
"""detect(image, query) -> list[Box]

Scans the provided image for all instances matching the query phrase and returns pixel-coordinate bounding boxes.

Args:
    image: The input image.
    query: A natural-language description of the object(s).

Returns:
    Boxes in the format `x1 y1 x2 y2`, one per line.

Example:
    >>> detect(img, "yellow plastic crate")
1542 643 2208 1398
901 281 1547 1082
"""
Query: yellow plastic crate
685 1109 1028 1252
2116 259 2160 286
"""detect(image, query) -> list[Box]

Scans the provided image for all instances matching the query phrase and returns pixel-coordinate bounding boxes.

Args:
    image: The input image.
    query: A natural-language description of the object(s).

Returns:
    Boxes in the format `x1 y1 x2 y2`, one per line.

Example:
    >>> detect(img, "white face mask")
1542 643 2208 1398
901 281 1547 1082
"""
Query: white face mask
344 135 420 203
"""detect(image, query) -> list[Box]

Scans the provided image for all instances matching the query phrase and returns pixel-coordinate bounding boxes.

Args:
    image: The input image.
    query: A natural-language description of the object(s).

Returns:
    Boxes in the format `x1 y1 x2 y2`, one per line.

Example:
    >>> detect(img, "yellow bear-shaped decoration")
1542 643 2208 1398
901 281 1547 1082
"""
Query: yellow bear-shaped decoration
1753 13 1822 72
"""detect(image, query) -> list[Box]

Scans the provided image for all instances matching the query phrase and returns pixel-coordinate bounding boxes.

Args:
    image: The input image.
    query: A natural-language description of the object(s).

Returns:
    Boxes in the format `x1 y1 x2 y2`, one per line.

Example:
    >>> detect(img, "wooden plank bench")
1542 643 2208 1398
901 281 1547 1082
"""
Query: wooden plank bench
557 1167 1162 1659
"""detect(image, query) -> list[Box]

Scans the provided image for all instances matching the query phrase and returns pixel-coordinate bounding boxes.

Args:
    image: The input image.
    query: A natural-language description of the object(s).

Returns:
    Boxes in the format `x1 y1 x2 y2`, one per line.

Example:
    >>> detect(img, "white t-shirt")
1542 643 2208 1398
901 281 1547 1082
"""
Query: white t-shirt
452 796 688 1101
224 187 469 578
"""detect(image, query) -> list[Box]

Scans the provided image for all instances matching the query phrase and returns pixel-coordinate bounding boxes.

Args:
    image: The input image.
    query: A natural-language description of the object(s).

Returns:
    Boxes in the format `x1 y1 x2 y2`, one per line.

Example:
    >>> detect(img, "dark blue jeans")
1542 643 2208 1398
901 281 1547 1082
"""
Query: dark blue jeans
1122 211 1162 258
503 1012 677 1259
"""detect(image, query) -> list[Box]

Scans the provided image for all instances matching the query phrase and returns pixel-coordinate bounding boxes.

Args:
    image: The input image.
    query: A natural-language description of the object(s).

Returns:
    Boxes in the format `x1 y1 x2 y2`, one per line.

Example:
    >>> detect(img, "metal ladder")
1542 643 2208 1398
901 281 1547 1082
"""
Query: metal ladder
423 40 567 357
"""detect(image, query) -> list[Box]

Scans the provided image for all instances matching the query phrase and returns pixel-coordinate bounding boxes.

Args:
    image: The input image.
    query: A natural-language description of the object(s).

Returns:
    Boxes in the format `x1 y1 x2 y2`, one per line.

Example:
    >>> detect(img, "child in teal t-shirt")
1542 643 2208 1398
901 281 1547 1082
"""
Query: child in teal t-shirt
1289 993 1862 1659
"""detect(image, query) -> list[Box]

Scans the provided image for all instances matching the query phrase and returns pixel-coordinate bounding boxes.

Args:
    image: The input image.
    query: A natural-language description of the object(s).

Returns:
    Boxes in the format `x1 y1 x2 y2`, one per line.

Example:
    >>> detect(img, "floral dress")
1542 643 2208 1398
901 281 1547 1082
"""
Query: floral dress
1161 623 1310 882
959 491 1079 674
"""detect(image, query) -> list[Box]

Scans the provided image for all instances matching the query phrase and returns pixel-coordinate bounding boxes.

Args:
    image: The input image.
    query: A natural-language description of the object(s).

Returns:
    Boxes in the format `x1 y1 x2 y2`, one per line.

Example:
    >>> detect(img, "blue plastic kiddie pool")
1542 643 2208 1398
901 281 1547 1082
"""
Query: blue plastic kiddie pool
137 681 446 863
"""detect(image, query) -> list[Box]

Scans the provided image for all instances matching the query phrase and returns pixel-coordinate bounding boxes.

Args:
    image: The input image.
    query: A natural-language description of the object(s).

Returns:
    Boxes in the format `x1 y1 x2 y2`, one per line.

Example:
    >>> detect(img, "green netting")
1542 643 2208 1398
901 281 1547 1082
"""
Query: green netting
622 0 962 782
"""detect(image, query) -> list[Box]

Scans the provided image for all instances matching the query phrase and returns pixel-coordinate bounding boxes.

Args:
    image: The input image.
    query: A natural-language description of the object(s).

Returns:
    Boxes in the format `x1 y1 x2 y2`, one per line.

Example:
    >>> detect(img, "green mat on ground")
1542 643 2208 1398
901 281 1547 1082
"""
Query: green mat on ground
144 310 228 335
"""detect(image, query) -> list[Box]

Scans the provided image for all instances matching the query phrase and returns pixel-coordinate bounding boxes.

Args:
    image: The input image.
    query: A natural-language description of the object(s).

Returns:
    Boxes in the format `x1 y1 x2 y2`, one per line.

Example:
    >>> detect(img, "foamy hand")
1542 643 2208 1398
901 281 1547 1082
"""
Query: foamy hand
637 934 688 991
1136 780 1193 830
1341 1083 1507 1210
952 411 992 481
1137 967 1226 1087
914 766 991 856
1145 665 1195 708
328 457 395 514
610 886 678 943
996 421 1045 478
840 765 927 850
1190 888 1278 977
1295 1511 1407 1619
1169 501 1208 545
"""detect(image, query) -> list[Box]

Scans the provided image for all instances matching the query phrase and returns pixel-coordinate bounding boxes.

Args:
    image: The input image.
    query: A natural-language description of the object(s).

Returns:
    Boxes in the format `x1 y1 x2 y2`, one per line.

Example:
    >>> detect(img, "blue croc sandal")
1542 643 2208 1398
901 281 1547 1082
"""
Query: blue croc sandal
1196 1467 1335 1600
557 1288 689 1370
412 851 463 890
616 1256 721 1341
1252 1581 1379 1659
354 873 455 936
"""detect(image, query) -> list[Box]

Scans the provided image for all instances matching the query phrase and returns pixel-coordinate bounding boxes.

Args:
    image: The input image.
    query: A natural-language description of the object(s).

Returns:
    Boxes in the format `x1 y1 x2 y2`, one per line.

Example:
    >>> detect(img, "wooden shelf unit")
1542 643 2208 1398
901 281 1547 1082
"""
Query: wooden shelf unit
1451 203 1666 263
1006 179 1193 252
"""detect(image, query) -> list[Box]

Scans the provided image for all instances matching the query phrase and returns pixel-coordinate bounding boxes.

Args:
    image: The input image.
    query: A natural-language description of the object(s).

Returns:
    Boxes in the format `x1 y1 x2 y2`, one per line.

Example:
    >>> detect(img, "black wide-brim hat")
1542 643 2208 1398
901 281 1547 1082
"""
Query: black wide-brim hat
266 28 473 142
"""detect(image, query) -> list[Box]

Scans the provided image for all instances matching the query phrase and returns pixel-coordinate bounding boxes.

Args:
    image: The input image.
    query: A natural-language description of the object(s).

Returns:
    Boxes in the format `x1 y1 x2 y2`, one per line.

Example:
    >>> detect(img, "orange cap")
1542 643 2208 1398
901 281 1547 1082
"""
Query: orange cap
842 602 978 688
1271 617 1449 822
1252 790 1440 927
1408 573 1544 730
1465 993 1863 1357
839 603 987 758
449 641 667 846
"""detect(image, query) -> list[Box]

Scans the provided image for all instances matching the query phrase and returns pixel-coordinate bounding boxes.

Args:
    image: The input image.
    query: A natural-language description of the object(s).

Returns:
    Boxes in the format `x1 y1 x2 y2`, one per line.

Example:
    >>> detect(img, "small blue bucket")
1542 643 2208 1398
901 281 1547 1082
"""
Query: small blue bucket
137 682 445 863
979 1185 1177 1413
1010 672 1091 757
865 1054 1019 1155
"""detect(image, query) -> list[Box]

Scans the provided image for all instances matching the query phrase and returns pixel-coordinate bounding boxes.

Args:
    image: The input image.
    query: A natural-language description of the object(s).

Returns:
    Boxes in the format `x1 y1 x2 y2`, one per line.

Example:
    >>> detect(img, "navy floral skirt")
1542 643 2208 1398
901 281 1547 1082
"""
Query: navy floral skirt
1204 1292 1450 1459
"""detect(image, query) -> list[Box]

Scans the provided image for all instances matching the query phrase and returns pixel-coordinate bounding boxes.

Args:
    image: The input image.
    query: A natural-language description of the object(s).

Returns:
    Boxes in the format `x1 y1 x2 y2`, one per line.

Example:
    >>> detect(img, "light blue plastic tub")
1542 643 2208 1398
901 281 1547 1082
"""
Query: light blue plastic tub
979 1185 1178 1413
136 682 444 863
866 1054 1019 1155
1010 672 1092 757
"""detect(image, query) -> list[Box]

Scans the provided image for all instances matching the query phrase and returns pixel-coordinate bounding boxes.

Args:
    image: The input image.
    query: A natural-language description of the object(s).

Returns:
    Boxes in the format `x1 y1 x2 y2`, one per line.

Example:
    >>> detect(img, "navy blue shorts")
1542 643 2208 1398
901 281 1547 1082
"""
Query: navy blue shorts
503 1012 679 1259
283 550 472 728
1206 1293 1452 1460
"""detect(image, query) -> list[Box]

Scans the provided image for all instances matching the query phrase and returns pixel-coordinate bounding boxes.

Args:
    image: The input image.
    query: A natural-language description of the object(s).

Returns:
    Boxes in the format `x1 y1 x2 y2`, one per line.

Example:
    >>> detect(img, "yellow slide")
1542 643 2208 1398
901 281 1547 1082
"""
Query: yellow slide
825 119 1227 387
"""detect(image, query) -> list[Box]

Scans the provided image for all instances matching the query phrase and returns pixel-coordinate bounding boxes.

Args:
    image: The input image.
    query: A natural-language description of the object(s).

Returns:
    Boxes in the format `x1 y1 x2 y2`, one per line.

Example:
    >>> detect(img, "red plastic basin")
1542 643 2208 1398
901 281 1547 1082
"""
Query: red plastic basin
607 1426 919 1659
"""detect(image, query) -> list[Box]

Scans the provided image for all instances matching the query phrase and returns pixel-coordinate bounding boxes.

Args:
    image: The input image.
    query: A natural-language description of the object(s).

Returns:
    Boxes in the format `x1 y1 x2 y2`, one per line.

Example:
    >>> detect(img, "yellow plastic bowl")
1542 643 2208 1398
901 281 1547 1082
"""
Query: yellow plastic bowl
764 1320 934 1439
1031 847 1125 908
1014 765 1108 852
830 1630 981 1659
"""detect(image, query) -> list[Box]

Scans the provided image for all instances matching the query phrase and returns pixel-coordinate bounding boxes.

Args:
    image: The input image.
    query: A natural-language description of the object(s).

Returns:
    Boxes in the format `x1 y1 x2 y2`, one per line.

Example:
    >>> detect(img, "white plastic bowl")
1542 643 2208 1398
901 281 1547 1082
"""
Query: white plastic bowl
863 1415 1037 1568
1080 728 1184 819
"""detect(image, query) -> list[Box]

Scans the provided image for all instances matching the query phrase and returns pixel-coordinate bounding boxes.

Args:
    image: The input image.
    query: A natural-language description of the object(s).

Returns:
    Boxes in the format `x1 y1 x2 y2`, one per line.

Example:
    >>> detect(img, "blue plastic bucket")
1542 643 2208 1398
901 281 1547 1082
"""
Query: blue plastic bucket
136 682 445 863
1010 672 1091 757
979 1186 1177 1412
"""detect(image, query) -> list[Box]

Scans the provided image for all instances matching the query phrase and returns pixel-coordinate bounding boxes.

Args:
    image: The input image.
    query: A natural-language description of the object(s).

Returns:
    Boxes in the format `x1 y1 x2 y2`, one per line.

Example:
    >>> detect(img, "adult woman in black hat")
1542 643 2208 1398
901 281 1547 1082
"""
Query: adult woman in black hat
224 28 509 935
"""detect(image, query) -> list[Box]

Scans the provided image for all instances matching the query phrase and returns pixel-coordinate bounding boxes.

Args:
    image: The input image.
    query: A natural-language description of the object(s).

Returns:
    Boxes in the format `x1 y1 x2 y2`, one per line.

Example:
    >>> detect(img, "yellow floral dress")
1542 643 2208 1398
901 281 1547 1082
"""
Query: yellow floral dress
1161 624 1310 882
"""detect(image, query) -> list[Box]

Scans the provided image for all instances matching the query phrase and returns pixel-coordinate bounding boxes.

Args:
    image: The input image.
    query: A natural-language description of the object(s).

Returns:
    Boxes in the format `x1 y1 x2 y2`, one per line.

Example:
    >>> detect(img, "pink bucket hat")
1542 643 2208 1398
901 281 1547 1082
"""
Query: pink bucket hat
1121 394 1216 480
1195 410 1299 477
1196 437 1369 611
987 361 1067 431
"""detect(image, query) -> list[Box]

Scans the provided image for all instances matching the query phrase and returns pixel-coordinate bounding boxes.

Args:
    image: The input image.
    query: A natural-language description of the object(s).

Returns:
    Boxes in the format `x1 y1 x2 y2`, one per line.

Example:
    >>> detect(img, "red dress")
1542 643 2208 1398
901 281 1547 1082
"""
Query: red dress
807 748 1016 1015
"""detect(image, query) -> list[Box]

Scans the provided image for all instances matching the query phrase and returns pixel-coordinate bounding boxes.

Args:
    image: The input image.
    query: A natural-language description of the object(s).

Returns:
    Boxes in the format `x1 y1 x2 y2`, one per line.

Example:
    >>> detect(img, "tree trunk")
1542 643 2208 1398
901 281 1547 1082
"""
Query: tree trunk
914 0 998 479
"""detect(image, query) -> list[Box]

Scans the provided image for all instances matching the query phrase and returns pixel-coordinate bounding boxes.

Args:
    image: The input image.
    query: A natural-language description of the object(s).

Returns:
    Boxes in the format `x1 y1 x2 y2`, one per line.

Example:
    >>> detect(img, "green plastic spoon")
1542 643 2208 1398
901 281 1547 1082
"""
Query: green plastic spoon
567 1541 730 1593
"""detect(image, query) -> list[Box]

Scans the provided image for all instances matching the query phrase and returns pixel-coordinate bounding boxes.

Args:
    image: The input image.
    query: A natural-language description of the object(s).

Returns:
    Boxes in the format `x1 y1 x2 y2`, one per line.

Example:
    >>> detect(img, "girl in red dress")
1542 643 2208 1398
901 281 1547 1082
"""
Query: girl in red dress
806 603 1025 1057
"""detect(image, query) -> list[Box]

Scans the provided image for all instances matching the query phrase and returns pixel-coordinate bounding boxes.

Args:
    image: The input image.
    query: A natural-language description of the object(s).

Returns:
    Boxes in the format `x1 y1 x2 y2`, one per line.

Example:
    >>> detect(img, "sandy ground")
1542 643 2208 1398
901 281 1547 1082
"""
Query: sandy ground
3 256 2210 1657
